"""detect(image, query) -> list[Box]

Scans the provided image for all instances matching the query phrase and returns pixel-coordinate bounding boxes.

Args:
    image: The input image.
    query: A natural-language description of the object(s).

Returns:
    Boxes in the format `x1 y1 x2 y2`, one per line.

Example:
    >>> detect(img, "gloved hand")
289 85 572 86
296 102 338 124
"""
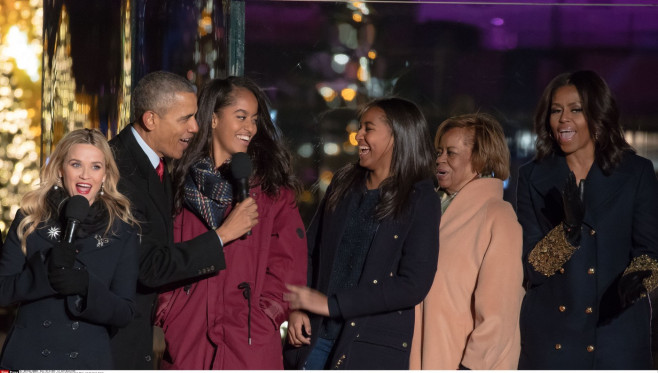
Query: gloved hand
48 267 89 296
618 270 652 308
562 171 585 246
48 242 77 271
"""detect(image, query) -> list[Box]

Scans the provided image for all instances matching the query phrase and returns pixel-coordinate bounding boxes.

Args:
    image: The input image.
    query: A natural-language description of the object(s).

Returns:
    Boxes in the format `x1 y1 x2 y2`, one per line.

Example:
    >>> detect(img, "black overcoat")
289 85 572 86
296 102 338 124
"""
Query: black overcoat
284 178 440 369
516 152 658 369
109 126 225 369
0 213 138 369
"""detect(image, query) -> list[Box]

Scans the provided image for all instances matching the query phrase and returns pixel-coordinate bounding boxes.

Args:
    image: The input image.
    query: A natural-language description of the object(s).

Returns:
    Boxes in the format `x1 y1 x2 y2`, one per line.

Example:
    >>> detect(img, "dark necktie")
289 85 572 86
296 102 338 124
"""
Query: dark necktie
156 158 164 182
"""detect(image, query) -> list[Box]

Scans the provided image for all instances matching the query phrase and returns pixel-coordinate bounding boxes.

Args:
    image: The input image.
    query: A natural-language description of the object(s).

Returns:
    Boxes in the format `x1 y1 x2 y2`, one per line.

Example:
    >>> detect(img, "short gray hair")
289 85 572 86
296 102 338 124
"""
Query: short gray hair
132 71 196 124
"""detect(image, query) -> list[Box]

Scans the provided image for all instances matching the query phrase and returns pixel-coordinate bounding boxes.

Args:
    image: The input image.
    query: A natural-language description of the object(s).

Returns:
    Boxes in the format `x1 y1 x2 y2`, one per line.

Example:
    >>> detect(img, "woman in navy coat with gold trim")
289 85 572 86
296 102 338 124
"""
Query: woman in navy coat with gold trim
283 97 440 370
0 129 138 369
516 70 658 369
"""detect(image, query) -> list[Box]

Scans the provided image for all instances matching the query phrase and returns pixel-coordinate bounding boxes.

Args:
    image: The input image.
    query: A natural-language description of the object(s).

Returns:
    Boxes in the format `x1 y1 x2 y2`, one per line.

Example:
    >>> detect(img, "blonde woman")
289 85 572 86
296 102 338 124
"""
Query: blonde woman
0 129 139 369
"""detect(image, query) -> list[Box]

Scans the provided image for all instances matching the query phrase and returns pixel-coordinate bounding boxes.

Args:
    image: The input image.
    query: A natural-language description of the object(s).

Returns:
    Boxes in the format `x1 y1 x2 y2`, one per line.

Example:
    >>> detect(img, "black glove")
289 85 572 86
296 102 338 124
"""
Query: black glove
562 171 585 246
48 267 89 296
618 270 652 308
48 242 77 271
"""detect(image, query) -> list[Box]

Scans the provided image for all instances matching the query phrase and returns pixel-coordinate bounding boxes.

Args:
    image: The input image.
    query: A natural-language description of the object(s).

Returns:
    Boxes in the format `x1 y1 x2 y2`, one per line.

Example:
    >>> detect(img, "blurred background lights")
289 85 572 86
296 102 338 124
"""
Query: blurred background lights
3 26 40 82
318 86 337 102
297 143 314 158
491 17 505 26
333 53 349 65
348 132 358 146
340 87 356 101
323 142 340 156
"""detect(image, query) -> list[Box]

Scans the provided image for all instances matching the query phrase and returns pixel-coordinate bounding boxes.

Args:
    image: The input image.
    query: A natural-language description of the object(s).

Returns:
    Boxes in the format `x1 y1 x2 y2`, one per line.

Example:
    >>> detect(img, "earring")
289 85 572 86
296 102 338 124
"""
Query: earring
99 182 104 196
54 176 62 190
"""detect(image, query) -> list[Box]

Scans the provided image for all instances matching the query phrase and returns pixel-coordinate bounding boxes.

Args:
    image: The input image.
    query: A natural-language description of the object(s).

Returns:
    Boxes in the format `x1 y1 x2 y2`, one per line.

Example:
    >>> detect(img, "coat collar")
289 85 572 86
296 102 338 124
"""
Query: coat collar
114 126 172 219
527 153 631 224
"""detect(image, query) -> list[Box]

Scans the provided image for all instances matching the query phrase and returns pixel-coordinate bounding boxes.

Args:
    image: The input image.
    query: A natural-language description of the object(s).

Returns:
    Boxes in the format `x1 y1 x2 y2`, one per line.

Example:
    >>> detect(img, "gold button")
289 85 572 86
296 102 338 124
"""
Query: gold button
373 279 378 284
350 322 356 327
590 229 596 236
394 235 398 239
555 344 562 350
559 305 566 312
587 345 595 352
402 342 408 348
588 267 595 275
559 268 565 274
585 307 593 314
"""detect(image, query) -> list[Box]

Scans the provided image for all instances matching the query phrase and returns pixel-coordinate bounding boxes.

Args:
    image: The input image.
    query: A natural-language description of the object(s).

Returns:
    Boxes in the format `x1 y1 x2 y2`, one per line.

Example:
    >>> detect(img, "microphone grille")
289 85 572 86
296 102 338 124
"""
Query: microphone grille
64 195 90 221
231 152 253 179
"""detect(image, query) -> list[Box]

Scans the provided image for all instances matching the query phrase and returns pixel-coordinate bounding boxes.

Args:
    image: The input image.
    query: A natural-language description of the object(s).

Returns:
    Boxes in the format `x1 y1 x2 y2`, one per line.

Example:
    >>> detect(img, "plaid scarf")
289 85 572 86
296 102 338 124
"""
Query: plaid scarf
184 156 233 229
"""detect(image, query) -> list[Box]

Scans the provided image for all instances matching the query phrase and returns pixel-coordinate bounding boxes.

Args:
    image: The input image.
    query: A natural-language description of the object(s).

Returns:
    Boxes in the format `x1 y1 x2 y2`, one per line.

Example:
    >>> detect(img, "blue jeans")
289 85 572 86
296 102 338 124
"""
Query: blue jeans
303 337 335 370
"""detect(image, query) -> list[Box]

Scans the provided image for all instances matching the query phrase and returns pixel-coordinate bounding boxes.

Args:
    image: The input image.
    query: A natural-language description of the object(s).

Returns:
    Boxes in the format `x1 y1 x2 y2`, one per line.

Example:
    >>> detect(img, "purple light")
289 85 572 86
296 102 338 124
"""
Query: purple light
491 17 504 26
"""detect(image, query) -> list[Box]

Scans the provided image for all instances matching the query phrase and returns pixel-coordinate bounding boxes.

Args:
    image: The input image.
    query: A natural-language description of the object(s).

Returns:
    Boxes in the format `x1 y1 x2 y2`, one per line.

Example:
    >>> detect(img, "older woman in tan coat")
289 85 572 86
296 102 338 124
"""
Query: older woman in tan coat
410 113 524 370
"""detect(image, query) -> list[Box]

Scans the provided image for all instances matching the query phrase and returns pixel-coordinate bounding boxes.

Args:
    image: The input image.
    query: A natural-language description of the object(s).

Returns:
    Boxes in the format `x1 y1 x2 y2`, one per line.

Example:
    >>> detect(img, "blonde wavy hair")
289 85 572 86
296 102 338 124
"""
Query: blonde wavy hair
17 128 137 254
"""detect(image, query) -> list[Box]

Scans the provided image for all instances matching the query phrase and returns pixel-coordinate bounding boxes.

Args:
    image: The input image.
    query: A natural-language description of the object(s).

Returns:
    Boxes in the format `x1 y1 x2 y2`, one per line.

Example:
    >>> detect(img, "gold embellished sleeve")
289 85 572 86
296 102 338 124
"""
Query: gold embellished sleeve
528 224 579 277
623 254 658 293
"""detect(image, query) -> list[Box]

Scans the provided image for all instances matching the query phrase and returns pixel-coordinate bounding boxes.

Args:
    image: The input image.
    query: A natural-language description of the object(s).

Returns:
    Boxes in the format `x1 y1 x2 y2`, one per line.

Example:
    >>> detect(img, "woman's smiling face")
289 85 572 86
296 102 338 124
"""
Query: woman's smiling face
549 84 595 159
60 143 106 204
435 127 477 195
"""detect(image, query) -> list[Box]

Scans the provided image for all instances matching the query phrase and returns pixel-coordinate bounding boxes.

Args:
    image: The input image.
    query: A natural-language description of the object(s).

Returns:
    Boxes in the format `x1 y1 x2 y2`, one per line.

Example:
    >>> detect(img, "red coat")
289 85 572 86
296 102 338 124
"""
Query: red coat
155 187 307 369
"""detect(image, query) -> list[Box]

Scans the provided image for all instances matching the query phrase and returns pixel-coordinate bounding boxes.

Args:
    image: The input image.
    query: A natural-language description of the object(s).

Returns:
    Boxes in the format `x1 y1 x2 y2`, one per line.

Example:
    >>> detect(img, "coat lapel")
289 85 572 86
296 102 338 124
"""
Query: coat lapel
581 161 630 227
114 127 173 233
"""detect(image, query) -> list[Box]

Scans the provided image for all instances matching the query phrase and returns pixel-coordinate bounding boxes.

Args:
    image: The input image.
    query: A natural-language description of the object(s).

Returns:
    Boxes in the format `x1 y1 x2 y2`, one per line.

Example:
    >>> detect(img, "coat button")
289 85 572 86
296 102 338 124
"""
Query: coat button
590 229 596 236
71 321 79 330
585 307 593 314
350 322 356 327
587 345 595 352
555 344 562 350
69 352 79 359
588 267 595 275
373 279 378 284
559 268 565 274
389 272 394 277
42 320 52 327
41 349 51 356
558 305 566 312
145 355 152 362
402 342 408 348
394 235 398 239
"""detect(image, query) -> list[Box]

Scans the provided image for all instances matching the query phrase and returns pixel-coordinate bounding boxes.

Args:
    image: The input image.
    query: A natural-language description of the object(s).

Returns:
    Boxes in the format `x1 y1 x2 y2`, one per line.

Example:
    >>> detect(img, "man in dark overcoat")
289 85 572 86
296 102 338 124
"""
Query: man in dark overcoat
109 71 257 369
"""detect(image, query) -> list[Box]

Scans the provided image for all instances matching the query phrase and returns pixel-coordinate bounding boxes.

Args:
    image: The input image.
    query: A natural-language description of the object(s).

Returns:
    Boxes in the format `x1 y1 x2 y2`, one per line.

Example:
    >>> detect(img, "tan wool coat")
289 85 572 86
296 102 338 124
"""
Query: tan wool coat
410 178 524 370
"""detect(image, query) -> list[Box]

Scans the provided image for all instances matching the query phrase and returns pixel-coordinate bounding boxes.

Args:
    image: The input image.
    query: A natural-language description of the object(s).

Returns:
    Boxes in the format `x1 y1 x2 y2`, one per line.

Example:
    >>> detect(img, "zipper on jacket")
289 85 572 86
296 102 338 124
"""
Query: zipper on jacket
238 282 252 345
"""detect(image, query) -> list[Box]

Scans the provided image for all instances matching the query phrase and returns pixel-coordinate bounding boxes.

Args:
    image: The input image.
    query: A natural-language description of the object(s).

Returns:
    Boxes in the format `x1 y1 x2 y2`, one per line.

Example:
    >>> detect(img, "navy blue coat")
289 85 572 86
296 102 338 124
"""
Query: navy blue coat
0 212 138 369
284 178 440 370
516 152 658 369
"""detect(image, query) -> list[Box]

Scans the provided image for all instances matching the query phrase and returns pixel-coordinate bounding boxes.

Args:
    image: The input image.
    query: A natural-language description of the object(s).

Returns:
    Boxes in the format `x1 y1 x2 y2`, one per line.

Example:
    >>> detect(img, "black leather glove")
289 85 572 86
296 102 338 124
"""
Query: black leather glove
48 242 76 271
48 267 89 296
562 171 585 246
618 270 652 308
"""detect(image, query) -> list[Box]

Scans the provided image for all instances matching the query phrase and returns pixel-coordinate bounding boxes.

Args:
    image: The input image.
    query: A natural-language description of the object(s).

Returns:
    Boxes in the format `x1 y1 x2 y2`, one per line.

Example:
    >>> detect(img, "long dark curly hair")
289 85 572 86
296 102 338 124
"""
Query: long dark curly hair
171 76 300 214
533 70 633 175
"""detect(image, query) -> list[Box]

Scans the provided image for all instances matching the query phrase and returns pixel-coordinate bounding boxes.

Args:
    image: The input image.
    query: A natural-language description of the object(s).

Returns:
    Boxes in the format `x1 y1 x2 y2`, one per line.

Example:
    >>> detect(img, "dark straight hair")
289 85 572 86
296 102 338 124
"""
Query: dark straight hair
533 70 633 175
326 97 436 220
172 76 300 214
